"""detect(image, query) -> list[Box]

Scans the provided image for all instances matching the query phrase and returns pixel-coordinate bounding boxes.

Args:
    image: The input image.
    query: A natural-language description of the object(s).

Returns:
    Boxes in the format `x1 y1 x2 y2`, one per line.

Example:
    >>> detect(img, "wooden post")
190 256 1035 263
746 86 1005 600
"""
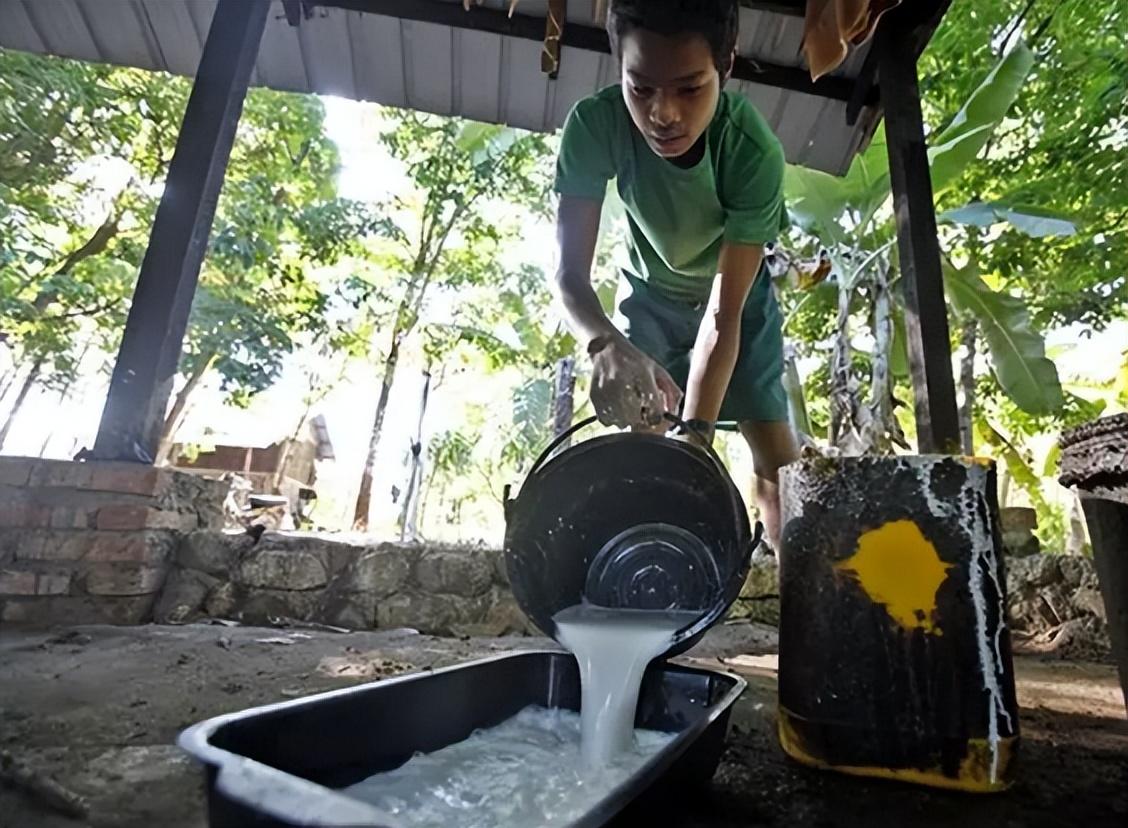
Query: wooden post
1080 495 1128 717
879 31 960 454
91 0 269 462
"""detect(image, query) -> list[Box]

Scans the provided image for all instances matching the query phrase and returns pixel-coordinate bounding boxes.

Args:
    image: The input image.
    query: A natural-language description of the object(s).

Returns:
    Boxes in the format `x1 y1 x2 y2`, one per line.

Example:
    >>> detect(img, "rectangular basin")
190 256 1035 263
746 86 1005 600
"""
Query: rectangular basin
179 650 745 827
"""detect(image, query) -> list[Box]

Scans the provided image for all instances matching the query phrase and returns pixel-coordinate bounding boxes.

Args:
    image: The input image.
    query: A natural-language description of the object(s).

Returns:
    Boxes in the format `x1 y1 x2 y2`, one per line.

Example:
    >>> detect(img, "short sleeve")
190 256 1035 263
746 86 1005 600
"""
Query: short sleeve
554 97 617 201
720 115 788 246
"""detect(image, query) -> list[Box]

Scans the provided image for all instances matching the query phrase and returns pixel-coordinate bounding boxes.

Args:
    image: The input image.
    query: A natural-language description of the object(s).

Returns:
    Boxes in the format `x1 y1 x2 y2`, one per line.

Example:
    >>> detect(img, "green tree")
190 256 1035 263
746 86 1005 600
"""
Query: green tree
349 112 554 529
920 0 1128 333
0 50 387 455
781 38 1069 455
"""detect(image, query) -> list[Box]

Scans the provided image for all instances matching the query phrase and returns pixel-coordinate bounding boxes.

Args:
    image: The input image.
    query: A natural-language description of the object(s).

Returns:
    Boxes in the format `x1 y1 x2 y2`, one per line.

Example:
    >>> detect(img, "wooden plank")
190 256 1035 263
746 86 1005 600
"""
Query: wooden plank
313 0 856 102
92 0 270 463
879 29 960 455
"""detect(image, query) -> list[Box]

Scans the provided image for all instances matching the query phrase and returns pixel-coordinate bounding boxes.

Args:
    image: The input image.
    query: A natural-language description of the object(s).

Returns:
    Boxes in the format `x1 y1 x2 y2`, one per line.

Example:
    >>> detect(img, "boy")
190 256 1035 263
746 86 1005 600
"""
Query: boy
553 0 798 546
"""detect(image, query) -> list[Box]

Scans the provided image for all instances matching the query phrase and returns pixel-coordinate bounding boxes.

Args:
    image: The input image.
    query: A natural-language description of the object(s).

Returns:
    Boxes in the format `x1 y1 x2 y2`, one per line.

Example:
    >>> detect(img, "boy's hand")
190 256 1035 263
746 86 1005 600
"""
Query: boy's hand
589 335 683 429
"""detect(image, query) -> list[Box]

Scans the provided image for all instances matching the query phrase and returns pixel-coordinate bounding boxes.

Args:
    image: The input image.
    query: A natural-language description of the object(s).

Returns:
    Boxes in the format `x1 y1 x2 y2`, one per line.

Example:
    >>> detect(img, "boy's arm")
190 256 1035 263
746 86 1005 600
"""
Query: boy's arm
555 195 682 427
555 195 619 345
682 242 764 439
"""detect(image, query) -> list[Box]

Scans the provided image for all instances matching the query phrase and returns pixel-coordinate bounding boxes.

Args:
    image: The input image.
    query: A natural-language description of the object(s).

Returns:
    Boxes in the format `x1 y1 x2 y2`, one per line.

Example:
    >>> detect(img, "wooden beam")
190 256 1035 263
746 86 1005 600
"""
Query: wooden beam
878 27 959 455
91 0 270 463
845 44 878 126
314 0 857 101
847 0 951 127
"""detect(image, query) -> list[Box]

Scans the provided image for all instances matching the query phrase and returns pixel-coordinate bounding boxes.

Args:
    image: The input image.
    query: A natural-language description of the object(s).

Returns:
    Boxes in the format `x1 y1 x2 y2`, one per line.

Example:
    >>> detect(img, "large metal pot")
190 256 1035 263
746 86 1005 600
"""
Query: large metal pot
504 416 761 658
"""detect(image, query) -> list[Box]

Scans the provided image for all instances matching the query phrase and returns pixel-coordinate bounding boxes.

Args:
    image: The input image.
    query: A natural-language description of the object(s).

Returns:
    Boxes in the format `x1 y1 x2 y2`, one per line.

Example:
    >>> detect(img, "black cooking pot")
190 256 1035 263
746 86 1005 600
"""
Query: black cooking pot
504 415 761 658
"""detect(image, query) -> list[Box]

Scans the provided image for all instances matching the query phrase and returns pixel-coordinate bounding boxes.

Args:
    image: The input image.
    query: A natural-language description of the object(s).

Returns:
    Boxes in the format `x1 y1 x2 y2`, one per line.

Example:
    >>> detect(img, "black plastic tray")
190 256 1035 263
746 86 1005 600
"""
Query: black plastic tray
179 650 746 827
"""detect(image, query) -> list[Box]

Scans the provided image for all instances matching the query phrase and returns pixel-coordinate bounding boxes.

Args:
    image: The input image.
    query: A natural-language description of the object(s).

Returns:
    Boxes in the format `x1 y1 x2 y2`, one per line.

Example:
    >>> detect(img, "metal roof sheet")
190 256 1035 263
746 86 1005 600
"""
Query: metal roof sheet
0 0 880 173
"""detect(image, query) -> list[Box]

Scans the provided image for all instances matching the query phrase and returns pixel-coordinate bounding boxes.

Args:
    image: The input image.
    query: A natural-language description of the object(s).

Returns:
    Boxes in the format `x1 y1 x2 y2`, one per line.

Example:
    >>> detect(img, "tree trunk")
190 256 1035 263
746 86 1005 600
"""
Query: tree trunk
551 356 576 447
0 367 16 406
957 318 978 456
0 358 43 451
829 281 855 450
273 411 311 494
865 263 901 453
781 343 814 441
353 336 402 530
398 370 432 541
154 353 217 466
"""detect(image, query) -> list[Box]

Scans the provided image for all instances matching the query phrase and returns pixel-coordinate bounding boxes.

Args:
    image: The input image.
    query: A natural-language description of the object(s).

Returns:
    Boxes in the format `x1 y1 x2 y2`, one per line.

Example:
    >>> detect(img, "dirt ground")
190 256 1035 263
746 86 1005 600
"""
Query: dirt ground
0 621 1125 828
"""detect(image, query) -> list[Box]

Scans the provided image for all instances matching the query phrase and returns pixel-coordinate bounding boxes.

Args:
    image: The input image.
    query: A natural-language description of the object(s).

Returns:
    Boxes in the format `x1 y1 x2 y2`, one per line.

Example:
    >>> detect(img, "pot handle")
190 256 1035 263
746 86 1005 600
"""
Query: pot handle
526 412 727 482
662 412 731 471
525 415 601 479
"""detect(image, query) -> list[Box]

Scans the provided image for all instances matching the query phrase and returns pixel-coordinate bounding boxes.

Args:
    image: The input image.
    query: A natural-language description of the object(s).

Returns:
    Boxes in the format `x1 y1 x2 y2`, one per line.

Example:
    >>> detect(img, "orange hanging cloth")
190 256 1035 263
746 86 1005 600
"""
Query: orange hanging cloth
801 0 902 80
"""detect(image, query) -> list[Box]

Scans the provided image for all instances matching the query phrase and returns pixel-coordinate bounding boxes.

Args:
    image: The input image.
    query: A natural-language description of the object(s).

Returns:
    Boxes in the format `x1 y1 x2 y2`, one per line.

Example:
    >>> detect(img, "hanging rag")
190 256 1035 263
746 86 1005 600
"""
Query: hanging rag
801 0 902 80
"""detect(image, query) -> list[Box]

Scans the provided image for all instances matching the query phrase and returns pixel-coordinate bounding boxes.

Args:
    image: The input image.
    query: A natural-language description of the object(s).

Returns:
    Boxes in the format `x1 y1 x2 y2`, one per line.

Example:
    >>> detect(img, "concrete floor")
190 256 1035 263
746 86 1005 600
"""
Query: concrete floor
0 621 1125 827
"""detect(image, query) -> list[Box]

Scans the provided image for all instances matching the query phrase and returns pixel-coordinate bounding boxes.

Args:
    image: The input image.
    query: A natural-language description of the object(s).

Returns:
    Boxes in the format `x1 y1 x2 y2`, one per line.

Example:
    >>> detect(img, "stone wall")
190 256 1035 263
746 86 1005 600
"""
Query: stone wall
728 553 780 625
0 457 227 627
1005 553 1110 657
156 531 535 636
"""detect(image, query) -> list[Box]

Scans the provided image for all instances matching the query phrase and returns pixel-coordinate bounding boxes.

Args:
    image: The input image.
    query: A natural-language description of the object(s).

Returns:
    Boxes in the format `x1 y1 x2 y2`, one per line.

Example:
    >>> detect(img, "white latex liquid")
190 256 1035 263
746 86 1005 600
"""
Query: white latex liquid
552 604 699 767
342 605 696 826
342 705 674 827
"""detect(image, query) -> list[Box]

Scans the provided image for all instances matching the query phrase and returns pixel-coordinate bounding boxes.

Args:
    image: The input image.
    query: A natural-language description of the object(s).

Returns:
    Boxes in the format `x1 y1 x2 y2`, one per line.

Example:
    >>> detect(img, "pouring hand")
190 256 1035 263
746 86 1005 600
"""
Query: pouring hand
588 335 683 429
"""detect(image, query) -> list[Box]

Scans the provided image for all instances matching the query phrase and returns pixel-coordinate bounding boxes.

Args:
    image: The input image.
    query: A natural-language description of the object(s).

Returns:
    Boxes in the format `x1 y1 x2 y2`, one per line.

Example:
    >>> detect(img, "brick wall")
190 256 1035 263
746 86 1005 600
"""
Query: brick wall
0 457 228 627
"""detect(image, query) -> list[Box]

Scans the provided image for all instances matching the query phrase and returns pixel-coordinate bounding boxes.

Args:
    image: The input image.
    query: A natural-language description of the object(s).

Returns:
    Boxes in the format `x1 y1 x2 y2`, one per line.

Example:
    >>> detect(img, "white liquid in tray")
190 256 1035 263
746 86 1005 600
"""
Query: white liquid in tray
342 604 698 826
342 705 674 828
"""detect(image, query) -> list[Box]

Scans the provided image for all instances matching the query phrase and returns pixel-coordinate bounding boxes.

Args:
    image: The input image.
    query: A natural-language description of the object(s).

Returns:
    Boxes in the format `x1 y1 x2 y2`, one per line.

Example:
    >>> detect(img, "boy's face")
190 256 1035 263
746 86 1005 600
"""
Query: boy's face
619 28 727 161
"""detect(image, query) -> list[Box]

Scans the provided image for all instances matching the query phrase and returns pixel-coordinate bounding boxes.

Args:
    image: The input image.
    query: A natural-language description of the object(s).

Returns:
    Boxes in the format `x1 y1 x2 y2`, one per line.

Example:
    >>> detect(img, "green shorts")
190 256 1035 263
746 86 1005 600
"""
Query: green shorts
616 270 788 423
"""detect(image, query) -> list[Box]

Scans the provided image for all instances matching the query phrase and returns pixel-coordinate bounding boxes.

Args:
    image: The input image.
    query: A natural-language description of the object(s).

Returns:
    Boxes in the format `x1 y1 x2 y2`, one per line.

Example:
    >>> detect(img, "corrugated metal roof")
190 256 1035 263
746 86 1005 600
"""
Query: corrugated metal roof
0 0 879 173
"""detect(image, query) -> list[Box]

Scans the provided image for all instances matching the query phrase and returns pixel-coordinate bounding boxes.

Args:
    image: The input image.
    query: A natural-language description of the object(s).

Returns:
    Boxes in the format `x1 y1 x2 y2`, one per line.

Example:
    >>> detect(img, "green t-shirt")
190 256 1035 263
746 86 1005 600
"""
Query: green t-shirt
555 85 788 303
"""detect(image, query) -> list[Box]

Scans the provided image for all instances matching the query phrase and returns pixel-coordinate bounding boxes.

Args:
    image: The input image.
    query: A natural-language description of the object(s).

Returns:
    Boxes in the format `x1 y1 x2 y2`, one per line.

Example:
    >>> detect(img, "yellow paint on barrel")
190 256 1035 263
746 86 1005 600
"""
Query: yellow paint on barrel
778 707 1016 793
835 520 952 635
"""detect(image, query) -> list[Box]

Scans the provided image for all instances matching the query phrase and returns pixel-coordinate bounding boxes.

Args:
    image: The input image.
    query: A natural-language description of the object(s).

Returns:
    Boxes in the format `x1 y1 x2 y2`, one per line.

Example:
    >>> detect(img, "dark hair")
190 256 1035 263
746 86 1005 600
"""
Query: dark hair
606 0 740 76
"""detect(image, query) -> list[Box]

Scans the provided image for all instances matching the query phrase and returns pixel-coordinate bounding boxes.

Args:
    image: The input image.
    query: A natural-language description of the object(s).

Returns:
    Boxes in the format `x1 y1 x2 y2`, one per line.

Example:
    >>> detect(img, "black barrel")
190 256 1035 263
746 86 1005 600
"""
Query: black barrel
778 455 1020 792
504 417 759 658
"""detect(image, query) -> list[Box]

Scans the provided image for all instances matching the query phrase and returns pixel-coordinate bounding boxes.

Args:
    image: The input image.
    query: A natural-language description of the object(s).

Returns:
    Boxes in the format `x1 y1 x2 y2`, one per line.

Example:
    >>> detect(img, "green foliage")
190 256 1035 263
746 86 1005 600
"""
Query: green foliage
927 42 1035 195
921 1 1128 332
944 260 1063 415
0 49 392 415
503 377 553 468
939 202 1077 238
779 30 1073 454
